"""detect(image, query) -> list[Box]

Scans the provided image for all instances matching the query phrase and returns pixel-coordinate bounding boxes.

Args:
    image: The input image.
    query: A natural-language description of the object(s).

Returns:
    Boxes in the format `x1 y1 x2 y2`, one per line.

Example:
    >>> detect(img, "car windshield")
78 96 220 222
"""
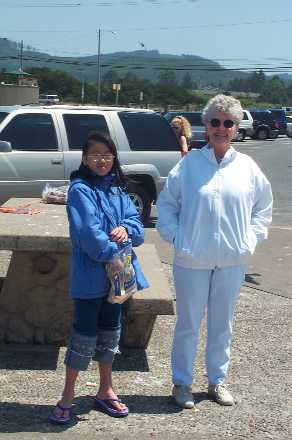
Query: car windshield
0 112 8 124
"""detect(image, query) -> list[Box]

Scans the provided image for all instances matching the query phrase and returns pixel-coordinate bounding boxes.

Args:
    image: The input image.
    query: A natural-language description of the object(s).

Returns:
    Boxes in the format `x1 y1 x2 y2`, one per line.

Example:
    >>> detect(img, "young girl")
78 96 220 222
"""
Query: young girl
170 116 192 157
50 132 148 423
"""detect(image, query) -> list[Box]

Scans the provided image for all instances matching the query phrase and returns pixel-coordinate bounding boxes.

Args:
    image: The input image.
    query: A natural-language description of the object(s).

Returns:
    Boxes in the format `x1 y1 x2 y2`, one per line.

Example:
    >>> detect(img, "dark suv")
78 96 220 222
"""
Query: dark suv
249 110 279 140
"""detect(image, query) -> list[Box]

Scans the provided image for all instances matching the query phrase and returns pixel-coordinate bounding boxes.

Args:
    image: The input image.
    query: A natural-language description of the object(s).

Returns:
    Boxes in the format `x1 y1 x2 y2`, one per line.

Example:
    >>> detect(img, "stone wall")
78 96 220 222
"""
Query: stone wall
0 251 73 345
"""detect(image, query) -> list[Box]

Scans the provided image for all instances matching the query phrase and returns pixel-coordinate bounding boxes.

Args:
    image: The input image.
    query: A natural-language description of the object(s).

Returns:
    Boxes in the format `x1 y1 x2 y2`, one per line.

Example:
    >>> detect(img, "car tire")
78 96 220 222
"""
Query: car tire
287 132 292 138
128 184 152 225
256 128 268 140
236 130 246 142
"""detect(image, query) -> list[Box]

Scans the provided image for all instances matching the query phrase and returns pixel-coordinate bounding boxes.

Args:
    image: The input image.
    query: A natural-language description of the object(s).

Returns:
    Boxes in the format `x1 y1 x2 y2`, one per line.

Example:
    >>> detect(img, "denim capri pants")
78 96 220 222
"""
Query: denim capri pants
64 296 122 371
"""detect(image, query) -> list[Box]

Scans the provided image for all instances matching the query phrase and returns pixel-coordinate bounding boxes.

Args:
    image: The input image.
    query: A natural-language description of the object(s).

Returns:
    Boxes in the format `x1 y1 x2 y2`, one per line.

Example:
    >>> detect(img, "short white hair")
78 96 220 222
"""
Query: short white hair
202 94 244 125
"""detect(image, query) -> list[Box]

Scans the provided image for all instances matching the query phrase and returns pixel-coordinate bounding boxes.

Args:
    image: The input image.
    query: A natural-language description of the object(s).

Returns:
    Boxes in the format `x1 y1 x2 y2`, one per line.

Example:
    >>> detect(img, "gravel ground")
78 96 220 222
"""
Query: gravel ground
0 257 291 440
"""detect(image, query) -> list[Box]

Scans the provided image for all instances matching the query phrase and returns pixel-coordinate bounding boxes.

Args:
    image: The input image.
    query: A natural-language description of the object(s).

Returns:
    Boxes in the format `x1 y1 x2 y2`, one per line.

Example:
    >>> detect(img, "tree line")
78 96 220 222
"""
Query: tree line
1 67 291 108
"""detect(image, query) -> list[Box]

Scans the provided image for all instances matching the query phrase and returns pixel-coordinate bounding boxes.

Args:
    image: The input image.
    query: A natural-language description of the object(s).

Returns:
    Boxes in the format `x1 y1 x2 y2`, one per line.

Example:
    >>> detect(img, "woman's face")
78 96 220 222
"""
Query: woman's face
206 112 238 151
82 141 115 176
171 119 183 135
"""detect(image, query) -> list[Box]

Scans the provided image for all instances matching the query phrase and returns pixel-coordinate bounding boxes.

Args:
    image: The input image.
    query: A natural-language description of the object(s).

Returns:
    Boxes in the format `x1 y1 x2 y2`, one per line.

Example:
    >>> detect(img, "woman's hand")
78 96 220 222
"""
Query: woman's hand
110 226 128 244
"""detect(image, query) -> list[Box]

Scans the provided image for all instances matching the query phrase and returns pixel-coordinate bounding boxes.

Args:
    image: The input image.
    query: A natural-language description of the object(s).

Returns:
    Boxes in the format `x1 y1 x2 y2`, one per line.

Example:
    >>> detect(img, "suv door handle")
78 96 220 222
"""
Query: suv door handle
51 159 63 165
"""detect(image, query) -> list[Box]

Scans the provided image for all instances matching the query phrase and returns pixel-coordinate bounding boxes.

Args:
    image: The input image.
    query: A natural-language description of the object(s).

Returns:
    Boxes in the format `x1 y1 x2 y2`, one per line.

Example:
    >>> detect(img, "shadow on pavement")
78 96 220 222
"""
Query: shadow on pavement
0 394 183 433
104 394 182 415
0 345 150 372
0 345 60 370
113 348 149 372
244 272 262 285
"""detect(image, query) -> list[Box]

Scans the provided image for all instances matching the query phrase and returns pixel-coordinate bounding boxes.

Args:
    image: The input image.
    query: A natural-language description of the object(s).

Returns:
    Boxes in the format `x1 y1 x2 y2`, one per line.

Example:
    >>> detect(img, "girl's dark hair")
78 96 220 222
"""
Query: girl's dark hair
83 131 128 189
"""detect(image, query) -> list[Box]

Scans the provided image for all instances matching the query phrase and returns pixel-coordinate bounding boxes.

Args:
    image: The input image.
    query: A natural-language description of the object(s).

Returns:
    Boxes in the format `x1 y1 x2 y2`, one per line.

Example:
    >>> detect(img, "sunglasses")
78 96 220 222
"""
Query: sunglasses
209 118 235 128
87 154 115 163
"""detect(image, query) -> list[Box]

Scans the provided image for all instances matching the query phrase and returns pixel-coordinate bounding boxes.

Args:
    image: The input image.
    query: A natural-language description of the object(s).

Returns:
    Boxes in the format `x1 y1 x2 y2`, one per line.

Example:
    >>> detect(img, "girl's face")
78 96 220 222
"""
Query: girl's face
82 141 115 176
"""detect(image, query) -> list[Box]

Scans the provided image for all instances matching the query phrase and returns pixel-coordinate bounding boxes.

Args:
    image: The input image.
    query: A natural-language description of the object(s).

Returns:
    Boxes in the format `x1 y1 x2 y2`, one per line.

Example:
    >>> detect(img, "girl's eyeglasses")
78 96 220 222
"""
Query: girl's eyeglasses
87 154 115 163
209 119 235 128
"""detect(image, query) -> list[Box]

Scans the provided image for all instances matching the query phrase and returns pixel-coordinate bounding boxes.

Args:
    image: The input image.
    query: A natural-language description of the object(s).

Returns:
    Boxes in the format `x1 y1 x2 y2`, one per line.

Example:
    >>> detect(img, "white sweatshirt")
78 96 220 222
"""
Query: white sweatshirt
156 144 273 269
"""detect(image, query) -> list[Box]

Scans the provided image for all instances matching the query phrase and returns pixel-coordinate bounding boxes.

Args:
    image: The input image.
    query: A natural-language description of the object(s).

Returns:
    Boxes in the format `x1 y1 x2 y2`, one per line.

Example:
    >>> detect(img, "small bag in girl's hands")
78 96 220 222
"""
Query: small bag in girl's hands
106 239 137 304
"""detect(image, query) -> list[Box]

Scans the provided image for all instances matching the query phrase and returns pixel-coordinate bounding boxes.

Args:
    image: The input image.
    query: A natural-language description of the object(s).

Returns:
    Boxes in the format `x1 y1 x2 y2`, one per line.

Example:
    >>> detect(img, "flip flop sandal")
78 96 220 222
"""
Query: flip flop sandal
94 397 129 418
49 402 73 424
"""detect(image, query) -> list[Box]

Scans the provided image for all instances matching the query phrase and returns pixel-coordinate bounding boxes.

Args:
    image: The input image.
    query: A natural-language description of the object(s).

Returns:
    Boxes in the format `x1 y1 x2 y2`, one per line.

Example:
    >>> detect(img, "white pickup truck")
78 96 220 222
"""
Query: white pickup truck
0 105 181 223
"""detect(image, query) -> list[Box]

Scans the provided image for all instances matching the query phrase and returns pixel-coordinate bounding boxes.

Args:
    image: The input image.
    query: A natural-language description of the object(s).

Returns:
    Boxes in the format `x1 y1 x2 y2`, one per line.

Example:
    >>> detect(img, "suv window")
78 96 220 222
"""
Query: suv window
119 112 180 151
250 111 274 124
182 112 203 126
0 113 58 150
164 112 203 126
243 111 248 120
63 114 109 150
0 112 8 124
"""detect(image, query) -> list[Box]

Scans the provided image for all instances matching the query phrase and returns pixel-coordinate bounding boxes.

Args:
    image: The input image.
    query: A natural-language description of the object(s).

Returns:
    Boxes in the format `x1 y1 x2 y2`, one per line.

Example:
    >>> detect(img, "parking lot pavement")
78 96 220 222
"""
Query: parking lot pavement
0 137 291 439
0 283 290 439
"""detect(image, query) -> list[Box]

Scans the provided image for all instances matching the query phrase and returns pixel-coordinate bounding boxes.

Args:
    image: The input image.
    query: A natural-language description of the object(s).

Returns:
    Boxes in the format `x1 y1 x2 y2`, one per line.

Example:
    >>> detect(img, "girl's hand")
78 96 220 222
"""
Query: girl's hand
110 226 128 243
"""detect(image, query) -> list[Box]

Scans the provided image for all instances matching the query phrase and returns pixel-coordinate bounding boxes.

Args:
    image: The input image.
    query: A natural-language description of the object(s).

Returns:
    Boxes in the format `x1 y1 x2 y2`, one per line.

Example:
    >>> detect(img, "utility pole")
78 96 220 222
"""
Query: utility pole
81 71 85 104
97 29 101 105
112 83 121 105
19 40 23 71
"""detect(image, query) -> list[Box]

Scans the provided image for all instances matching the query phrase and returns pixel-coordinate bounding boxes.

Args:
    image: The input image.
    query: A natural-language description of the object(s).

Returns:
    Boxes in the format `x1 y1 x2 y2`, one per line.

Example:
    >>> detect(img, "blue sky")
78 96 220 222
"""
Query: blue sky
1 0 292 73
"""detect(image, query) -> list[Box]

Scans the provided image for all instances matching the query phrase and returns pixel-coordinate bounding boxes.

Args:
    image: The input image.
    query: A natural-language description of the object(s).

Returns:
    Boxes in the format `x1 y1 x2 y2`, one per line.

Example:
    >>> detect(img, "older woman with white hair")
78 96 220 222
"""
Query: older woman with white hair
156 95 273 409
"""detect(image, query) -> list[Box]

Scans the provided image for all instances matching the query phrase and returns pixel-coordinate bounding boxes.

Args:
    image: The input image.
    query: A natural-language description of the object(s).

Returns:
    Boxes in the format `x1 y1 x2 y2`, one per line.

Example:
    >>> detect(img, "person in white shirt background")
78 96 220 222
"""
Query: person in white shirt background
156 94 273 409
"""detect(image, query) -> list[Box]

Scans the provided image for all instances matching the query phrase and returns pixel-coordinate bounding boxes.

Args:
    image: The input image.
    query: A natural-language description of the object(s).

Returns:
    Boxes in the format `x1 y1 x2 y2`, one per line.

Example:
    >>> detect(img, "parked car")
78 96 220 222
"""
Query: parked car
0 105 181 224
249 110 279 140
268 108 287 135
235 109 254 141
39 94 60 105
286 115 292 137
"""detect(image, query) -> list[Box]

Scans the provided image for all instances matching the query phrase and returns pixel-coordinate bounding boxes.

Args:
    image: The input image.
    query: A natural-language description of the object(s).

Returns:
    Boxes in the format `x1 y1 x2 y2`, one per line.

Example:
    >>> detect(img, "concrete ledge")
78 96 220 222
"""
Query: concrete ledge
0 198 174 348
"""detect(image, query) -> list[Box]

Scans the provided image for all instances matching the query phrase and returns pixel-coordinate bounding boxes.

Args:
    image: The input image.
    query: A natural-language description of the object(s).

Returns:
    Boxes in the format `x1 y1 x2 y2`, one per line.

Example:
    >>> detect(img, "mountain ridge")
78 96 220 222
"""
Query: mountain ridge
0 37 262 85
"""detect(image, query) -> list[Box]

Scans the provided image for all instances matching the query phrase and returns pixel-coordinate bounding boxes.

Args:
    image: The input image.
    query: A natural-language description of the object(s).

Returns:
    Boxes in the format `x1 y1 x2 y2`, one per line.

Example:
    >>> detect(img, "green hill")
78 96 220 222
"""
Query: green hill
0 37 248 85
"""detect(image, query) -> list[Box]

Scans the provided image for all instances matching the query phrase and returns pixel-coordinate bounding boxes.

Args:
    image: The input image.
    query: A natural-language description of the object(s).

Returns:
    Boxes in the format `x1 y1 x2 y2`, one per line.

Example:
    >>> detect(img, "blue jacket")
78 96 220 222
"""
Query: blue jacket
67 174 149 299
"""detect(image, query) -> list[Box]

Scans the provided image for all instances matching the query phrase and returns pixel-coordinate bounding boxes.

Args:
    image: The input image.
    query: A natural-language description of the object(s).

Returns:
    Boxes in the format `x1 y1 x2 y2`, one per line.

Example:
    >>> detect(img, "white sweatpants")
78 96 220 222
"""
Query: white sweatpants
172 264 246 386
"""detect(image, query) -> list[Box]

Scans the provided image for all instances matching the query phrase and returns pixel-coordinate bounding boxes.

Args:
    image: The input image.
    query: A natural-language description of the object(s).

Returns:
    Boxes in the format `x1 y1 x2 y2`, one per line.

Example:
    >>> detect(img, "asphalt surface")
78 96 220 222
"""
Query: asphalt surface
0 136 291 439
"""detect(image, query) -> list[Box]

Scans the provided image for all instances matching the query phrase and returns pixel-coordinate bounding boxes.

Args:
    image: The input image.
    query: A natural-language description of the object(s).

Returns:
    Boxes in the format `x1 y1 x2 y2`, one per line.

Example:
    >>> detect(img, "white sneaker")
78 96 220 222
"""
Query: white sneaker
208 384 234 406
172 385 194 409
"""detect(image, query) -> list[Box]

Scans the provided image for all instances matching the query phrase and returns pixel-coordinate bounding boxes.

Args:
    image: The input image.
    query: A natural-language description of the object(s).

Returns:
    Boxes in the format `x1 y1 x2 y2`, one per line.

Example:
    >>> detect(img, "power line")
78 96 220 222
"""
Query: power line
1 54 292 73
0 0 201 7
1 17 292 32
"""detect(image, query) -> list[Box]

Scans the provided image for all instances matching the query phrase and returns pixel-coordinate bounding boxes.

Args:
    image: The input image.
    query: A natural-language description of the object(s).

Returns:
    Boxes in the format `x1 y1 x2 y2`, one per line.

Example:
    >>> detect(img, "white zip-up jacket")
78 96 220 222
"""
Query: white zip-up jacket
156 144 273 269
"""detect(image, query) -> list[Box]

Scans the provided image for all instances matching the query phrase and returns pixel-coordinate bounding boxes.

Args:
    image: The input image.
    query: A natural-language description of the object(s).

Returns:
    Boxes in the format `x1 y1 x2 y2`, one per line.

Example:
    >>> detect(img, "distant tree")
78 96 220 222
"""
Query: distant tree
286 82 292 101
181 73 193 90
102 69 120 87
260 75 287 104
157 70 177 86
228 70 266 94
28 67 81 101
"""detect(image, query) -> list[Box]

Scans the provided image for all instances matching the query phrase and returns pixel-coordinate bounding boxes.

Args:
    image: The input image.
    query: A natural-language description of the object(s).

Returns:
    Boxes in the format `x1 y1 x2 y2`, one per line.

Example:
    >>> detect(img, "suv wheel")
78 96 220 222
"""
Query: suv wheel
256 128 268 140
236 129 246 142
128 184 152 225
